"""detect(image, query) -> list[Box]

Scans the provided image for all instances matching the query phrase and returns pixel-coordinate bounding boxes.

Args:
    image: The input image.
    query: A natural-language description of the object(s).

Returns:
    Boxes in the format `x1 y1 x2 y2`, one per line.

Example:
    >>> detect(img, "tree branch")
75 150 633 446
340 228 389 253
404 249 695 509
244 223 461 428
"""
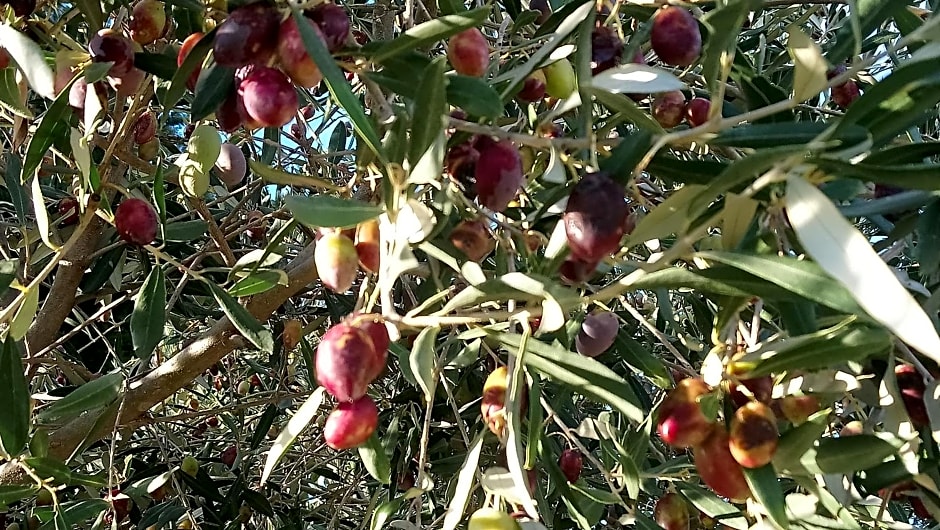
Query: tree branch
0 242 318 486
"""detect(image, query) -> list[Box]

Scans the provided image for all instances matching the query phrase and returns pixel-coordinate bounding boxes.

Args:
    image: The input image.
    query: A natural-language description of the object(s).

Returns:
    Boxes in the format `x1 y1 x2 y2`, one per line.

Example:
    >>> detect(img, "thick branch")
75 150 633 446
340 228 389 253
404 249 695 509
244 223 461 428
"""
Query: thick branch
1 243 317 486
25 216 107 354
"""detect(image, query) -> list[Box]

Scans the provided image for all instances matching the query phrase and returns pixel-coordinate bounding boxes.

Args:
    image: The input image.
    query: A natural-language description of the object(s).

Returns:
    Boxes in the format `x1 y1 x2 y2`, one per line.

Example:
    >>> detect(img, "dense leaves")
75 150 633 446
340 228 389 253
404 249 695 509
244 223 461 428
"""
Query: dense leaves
0 0 939 530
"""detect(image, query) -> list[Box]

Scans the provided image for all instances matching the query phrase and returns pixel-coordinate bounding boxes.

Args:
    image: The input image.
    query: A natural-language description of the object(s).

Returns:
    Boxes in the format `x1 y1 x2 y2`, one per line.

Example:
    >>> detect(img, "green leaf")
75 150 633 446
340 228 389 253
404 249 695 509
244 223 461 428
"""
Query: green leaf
133 52 178 80
626 184 707 246
37 499 109 530
491 332 645 423
9 286 39 341
826 0 908 65
786 174 940 363
161 27 215 114
591 64 686 95
442 431 485 530
0 337 29 457
285 195 383 229
810 158 940 191
204 280 274 353
0 68 34 118
630 265 800 300
773 413 829 472
364 7 491 62
408 58 448 167
131 267 166 361
410 326 439 402
710 123 868 149
674 483 748 530
496 0 595 96
803 435 898 474
37 372 123 424
370 499 403 530
0 260 16 298
447 75 503 117
696 251 864 315
832 58 940 147
290 7 385 162
25 457 108 488
163 220 208 241
261 388 326 484
611 333 671 389
0 25 55 99
700 0 758 97
3 153 29 224
0 484 40 504
588 88 666 135
228 270 288 297
675 482 748 530
735 322 891 377
249 160 342 191
788 26 828 102
743 465 789 530
358 432 391 484
192 63 234 121
21 75 75 182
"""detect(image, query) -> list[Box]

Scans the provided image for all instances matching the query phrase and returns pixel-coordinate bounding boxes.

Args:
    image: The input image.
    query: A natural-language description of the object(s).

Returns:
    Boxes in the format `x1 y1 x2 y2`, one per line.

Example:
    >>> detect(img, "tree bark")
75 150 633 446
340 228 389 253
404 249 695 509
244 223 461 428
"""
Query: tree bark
25 216 106 354
0 242 318 486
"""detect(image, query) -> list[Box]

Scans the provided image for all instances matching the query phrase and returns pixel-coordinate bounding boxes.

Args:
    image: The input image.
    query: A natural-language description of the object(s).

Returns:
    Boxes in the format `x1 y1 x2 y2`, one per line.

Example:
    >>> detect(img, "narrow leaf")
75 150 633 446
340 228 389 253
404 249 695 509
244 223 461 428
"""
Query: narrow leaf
0 24 55 99
786 174 940 363
442 431 485 530
37 372 123 423
492 332 645 423
787 26 828 102
358 432 391 484
204 280 274 353
0 337 29 457
408 58 447 166
591 64 685 94
365 8 491 62
131 267 166 360
410 326 439 402
285 195 383 228
290 7 385 161
261 388 326 484
9 286 38 342
743 465 789 530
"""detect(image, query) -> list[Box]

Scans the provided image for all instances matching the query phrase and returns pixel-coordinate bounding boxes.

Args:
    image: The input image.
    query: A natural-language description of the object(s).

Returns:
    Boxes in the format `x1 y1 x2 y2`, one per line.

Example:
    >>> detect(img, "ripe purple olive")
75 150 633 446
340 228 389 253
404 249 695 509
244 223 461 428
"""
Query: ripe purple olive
237 66 299 128
654 493 690 530
650 6 702 67
308 3 351 52
324 395 379 449
656 378 713 448
277 16 326 88
558 449 583 483
215 143 247 189
895 364 929 428
213 2 280 68
89 29 135 76
563 172 629 263
685 97 710 127
575 311 619 357
315 323 379 402
652 91 687 128
115 198 158 246
447 28 489 77
591 26 623 75
559 256 599 285
517 70 547 102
